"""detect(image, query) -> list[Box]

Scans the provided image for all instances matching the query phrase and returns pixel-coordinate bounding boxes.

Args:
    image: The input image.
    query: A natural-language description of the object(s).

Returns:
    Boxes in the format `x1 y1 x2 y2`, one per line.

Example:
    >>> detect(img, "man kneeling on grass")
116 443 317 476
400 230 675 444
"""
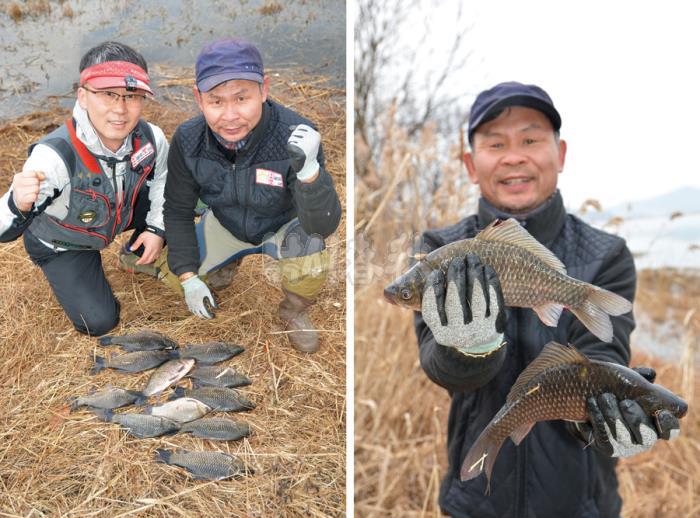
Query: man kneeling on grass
0 41 169 336
161 38 341 353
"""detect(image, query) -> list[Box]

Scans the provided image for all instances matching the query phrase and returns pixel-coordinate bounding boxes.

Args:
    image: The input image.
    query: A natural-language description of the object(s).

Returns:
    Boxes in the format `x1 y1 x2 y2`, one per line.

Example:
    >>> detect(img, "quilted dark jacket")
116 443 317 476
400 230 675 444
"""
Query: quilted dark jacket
414 190 636 518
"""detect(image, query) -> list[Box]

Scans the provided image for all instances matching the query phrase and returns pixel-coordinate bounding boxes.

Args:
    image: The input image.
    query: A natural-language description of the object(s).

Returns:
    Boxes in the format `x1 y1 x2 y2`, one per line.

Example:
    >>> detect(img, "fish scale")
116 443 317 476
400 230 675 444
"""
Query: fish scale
460 342 688 487
384 218 632 342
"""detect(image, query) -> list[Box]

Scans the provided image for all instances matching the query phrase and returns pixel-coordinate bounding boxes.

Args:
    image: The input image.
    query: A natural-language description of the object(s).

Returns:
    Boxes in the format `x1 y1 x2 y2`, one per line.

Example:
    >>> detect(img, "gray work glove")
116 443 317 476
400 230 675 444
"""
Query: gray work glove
573 368 681 457
421 254 507 356
182 276 217 319
287 124 320 181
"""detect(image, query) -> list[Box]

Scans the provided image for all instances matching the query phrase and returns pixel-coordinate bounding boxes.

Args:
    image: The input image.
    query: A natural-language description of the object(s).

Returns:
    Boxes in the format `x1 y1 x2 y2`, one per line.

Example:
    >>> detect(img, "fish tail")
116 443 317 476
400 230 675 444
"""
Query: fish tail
90 355 106 375
92 408 113 422
67 396 79 412
569 287 632 342
587 287 632 316
154 448 172 465
460 427 506 486
133 392 148 407
98 336 114 346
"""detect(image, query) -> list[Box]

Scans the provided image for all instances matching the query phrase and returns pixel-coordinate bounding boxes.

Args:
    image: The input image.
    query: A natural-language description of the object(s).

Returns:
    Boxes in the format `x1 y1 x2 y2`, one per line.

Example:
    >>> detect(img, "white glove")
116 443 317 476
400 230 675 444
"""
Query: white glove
287 124 321 181
182 276 217 319
421 255 506 356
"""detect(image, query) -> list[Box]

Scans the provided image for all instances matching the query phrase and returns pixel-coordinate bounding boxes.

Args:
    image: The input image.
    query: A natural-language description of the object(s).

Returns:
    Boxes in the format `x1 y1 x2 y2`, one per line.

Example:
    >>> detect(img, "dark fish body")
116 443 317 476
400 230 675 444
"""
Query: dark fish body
169 386 256 412
460 342 688 486
142 359 195 397
188 365 252 388
69 387 145 411
145 397 211 423
179 417 251 441
384 218 632 342
90 350 174 375
155 448 251 480
98 330 177 351
172 342 245 364
92 408 181 438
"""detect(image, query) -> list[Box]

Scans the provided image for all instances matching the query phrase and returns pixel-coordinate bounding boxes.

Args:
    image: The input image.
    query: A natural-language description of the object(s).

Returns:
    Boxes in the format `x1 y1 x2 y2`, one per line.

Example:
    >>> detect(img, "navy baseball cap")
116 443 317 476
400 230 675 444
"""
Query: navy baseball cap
196 38 264 92
468 81 561 141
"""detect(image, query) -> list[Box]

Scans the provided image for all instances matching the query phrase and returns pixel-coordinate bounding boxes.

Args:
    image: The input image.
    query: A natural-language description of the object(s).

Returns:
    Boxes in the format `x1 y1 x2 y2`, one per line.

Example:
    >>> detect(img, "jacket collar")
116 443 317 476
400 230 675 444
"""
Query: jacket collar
477 189 566 245
204 100 271 157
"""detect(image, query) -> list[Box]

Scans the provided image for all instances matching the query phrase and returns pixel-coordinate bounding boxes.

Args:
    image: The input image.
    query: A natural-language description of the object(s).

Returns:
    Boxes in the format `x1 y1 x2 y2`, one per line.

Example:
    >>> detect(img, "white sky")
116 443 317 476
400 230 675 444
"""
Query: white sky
415 0 700 211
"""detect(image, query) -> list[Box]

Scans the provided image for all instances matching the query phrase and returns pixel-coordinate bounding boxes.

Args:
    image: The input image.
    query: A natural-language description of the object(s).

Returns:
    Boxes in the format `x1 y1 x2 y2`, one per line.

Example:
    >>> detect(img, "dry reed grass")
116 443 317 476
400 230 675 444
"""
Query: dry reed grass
354 110 700 517
0 72 346 516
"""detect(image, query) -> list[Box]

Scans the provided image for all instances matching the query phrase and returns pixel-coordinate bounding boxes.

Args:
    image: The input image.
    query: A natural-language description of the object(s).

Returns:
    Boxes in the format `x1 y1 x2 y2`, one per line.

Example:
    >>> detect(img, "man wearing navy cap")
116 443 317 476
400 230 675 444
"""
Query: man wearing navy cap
162 38 341 353
412 82 682 516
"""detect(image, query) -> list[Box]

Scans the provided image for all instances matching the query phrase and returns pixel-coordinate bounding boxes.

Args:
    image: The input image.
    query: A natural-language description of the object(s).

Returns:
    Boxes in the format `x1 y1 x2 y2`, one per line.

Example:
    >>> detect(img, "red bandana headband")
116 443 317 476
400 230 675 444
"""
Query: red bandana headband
79 60 153 95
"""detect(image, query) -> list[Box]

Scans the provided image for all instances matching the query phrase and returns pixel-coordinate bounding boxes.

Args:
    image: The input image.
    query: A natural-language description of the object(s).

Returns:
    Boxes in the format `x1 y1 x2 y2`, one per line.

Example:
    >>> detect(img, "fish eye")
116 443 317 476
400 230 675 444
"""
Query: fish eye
400 288 412 300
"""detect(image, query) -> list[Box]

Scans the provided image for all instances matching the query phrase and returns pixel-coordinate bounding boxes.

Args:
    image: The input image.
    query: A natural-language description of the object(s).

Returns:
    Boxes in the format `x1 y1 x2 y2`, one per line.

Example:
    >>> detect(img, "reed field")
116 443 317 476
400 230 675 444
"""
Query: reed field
0 71 346 516
354 114 700 517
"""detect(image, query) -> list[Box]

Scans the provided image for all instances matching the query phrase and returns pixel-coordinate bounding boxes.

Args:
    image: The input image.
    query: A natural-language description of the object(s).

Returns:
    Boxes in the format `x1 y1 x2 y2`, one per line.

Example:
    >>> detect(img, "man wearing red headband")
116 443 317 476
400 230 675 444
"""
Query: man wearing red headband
0 41 169 336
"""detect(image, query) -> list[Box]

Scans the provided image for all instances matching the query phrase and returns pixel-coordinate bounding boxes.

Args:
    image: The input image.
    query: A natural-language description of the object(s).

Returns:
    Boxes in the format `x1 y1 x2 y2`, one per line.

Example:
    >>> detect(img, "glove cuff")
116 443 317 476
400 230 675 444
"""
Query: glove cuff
453 334 506 358
295 158 320 182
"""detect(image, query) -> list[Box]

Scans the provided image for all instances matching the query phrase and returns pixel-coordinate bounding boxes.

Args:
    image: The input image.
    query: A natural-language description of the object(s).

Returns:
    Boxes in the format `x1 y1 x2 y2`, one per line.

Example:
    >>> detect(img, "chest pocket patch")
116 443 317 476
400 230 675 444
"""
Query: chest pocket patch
255 168 284 189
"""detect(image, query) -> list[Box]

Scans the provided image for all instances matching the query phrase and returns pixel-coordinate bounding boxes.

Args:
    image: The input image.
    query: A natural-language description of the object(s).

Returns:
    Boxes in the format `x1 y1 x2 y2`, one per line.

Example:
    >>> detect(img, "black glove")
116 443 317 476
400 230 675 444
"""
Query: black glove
573 367 681 457
421 254 507 356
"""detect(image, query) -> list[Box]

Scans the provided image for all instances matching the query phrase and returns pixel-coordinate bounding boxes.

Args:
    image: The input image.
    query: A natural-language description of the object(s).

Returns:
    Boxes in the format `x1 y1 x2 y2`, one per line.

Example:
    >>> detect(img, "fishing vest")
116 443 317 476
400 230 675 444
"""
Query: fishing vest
174 101 309 244
27 119 157 250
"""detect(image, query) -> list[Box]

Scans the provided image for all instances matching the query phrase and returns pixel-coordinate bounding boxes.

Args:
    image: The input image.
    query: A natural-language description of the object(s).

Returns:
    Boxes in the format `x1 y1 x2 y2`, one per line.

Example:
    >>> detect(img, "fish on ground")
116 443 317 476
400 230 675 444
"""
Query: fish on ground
141 358 196 397
90 350 175 375
98 330 177 351
188 365 252 388
168 386 256 412
384 218 633 342
92 408 181 438
460 341 688 488
155 448 252 480
145 397 211 423
178 417 251 441
171 342 245 364
69 386 145 411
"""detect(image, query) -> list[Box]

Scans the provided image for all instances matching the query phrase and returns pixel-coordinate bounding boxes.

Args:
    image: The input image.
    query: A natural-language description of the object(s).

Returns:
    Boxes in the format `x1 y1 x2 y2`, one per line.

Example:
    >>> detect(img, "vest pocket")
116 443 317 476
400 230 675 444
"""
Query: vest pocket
67 189 110 228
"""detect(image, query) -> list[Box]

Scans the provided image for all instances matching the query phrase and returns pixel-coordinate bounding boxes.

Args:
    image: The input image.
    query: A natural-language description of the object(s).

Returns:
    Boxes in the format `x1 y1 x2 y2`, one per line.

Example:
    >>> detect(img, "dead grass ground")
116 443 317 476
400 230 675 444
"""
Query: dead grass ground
0 71 346 517
354 114 700 517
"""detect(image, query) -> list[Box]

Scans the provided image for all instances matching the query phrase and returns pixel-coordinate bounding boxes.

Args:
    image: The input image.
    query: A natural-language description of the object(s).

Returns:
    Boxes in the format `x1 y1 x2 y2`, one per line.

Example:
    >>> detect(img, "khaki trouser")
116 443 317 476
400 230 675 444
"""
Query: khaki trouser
159 212 329 299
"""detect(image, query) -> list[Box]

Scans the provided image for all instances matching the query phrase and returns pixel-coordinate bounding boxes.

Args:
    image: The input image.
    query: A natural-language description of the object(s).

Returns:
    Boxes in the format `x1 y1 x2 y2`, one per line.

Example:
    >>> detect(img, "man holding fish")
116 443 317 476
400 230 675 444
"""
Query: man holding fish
384 82 685 517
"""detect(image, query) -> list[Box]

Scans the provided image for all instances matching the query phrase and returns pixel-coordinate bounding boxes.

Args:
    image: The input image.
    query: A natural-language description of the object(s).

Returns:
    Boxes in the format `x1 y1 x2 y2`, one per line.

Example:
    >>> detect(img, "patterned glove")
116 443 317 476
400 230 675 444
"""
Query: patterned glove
182 275 217 319
287 124 321 181
421 254 507 356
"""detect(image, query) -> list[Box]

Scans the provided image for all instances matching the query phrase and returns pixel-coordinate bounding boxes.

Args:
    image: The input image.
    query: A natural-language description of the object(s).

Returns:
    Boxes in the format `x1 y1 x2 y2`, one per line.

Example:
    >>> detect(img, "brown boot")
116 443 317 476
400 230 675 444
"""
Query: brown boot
207 260 241 290
278 289 319 353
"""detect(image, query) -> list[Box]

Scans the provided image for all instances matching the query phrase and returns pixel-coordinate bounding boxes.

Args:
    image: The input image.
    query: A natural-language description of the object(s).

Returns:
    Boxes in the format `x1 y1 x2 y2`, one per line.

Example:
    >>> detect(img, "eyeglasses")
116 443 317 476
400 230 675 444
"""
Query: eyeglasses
81 86 147 107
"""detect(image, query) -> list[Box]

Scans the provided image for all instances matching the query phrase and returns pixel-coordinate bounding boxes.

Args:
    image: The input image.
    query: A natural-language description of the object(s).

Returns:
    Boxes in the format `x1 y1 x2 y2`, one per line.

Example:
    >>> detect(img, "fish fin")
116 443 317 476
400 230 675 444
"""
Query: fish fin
90 355 106 375
510 422 535 446
587 287 632 316
476 218 566 274
532 302 564 327
154 449 172 464
67 396 79 412
507 342 589 404
569 300 614 342
98 336 113 346
460 425 505 486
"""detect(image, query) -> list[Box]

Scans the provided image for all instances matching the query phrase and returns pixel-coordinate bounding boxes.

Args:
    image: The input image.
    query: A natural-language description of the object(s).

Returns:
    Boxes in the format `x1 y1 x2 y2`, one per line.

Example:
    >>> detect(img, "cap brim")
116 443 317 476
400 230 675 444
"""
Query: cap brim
86 77 153 95
471 95 561 138
197 72 264 92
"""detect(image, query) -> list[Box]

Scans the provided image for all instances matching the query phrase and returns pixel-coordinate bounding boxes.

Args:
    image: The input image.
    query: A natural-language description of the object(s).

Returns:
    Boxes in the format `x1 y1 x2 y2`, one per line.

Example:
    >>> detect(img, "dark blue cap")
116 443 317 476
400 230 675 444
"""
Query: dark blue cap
468 81 561 141
196 38 264 92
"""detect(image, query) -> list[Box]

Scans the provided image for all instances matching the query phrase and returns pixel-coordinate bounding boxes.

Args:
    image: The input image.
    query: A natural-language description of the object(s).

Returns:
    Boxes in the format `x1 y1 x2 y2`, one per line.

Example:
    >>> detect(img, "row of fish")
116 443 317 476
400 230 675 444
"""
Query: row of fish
72 330 256 480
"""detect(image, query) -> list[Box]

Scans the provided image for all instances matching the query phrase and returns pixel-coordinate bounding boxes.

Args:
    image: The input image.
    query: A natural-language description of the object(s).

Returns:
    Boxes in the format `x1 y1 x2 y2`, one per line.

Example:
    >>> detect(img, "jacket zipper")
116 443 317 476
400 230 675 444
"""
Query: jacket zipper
123 167 150 230
108 160 122 240
236 161 251 242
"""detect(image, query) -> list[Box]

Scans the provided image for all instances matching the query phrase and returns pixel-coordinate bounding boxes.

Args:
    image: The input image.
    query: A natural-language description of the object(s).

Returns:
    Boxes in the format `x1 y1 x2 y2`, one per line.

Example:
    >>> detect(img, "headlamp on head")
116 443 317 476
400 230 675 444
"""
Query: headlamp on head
124 75 137 92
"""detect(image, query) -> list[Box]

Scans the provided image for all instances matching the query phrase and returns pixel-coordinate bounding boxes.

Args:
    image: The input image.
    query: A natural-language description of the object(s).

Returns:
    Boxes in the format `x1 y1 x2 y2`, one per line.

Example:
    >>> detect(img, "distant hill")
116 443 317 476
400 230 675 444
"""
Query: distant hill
580 186 700 222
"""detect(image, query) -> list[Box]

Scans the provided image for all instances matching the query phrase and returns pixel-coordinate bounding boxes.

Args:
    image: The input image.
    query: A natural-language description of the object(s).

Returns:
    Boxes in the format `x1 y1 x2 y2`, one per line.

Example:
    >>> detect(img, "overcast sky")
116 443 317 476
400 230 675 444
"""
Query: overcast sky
408 0 700 211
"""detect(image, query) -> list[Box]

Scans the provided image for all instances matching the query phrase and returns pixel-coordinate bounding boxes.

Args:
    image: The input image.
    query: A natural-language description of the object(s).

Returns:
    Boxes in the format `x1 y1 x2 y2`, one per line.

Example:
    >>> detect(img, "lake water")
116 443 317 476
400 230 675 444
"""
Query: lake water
0 0 345 120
